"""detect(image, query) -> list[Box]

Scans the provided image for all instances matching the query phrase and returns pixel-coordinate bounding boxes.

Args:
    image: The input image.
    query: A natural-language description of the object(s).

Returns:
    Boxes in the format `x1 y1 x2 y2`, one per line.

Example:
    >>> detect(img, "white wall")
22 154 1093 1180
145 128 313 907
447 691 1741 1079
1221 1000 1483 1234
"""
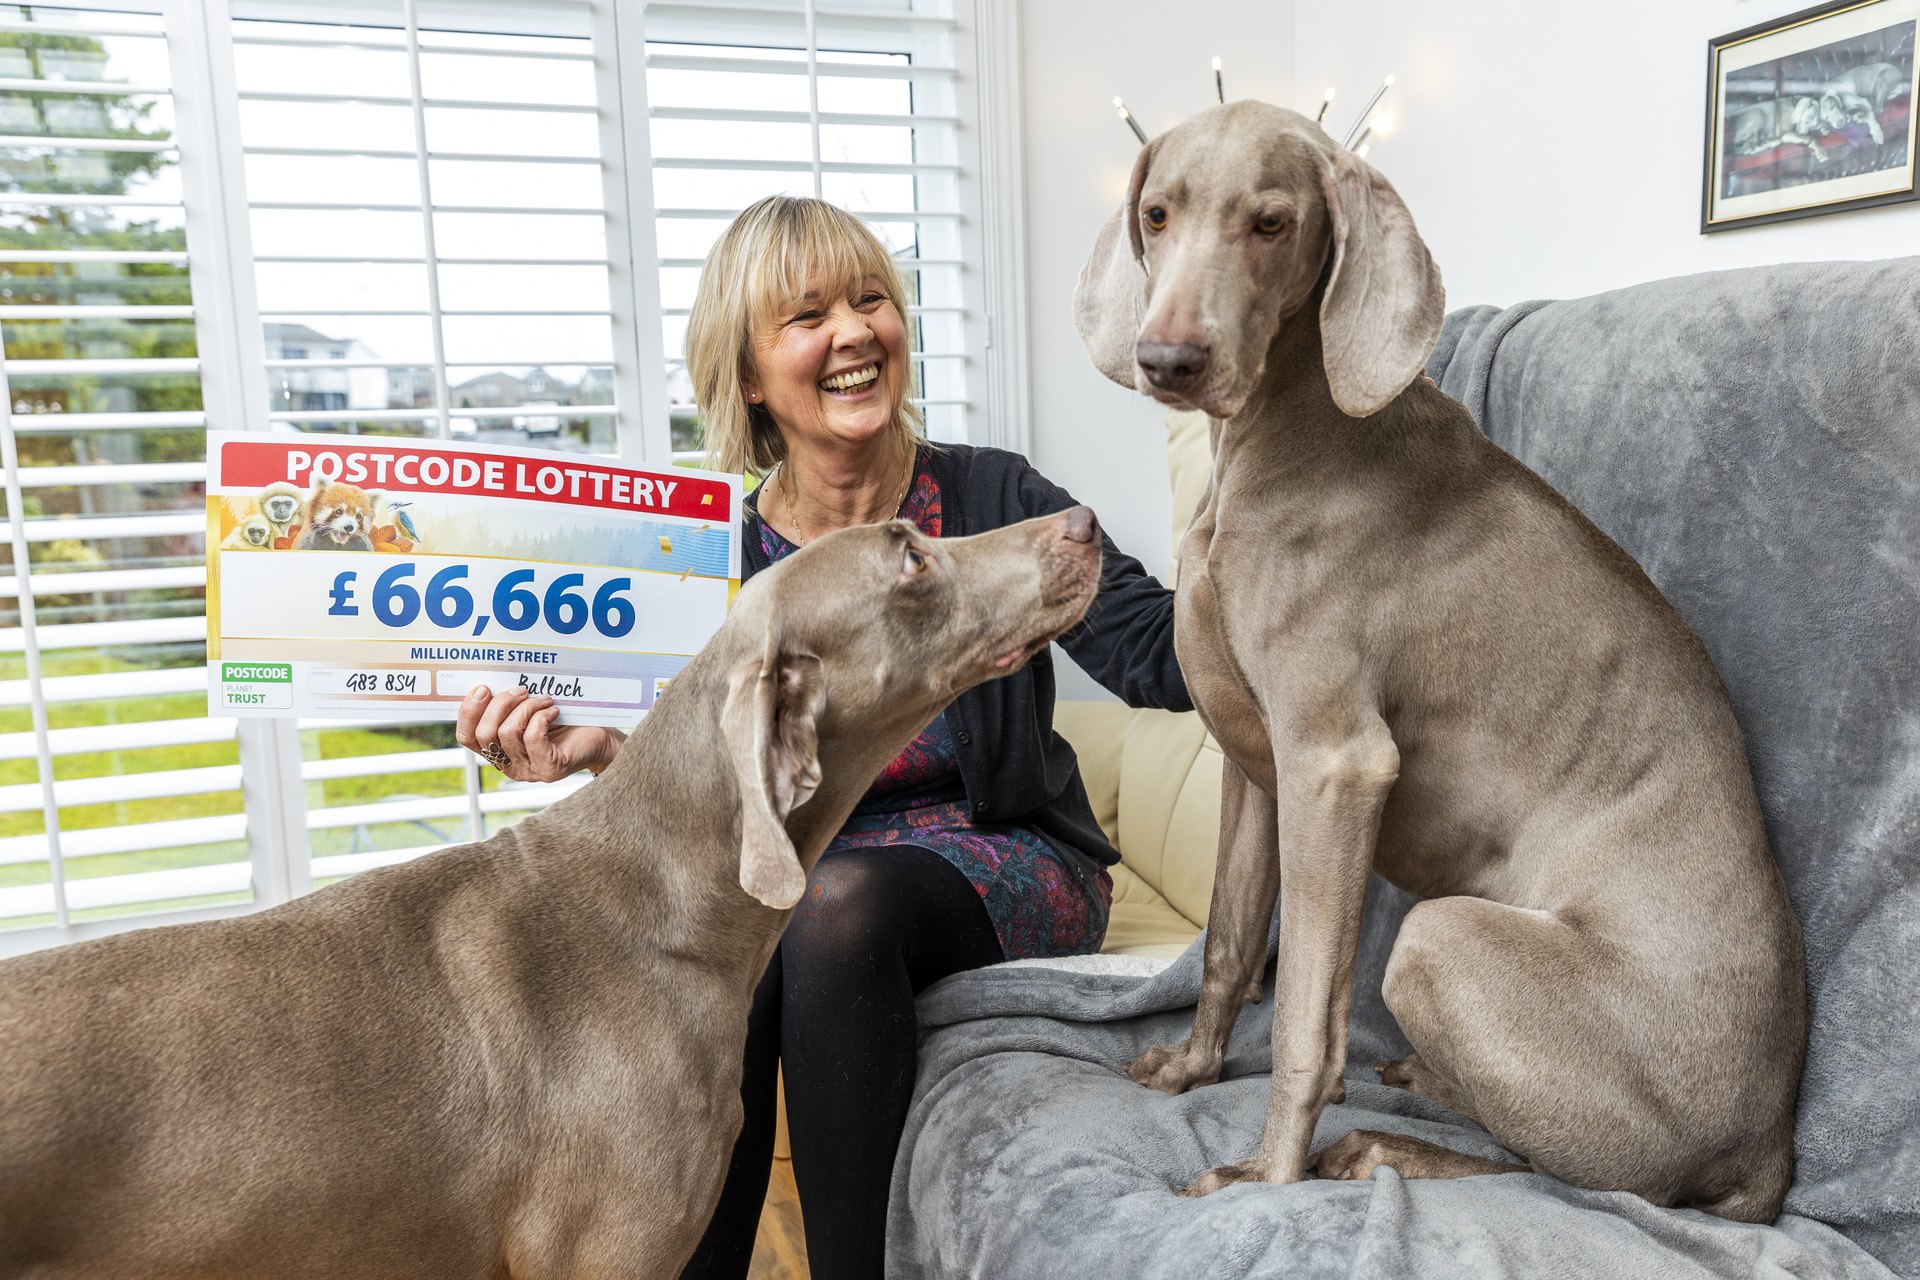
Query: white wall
1016 0 1296 589
1294 0 1920 310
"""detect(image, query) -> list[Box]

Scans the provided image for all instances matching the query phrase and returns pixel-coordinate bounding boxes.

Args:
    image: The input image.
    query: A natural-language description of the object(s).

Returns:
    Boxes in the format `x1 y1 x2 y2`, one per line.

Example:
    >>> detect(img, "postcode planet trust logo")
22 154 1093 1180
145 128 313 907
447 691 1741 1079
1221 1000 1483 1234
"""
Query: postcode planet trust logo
220 661 293 710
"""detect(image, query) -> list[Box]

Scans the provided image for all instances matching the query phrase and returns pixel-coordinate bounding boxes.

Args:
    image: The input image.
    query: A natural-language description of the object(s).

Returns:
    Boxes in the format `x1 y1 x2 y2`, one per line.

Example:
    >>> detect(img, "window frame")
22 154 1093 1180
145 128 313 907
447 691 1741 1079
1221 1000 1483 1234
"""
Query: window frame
0 0 1024 958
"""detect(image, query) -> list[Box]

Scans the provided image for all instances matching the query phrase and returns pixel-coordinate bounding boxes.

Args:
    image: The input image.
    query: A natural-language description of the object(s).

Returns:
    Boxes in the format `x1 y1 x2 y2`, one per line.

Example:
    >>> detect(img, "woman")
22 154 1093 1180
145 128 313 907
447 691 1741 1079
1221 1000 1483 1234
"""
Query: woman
455 195 1189 1279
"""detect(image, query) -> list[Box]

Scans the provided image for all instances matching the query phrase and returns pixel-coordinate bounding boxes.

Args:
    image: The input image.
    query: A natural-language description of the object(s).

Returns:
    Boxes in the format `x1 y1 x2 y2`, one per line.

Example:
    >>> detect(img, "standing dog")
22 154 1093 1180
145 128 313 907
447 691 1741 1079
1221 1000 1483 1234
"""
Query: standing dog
0 509 1103 1277
1076 102 1805 1221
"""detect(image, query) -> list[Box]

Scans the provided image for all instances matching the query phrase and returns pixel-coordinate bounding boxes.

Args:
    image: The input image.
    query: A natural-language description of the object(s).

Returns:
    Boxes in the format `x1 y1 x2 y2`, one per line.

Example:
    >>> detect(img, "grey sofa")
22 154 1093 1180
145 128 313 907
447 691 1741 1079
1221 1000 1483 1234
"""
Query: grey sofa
885 257 1919 1278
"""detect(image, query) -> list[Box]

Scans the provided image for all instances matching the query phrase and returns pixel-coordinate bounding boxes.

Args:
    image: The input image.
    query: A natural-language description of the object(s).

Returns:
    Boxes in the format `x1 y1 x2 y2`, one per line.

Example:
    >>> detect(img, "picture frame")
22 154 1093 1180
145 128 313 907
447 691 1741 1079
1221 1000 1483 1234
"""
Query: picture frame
1702 0 1919 232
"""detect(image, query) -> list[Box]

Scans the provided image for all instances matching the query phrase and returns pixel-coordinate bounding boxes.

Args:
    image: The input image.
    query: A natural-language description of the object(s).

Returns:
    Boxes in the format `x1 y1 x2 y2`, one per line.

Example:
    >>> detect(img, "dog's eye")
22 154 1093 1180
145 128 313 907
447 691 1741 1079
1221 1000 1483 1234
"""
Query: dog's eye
1255 211 1290 236
1142 206 1167 232
901 545 926 577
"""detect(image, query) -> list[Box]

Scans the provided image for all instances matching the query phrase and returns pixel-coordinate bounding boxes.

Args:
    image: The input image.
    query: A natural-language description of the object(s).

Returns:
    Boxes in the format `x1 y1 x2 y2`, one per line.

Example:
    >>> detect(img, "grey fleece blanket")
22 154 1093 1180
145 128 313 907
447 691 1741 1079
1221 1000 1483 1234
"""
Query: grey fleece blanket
887 257 1920 1279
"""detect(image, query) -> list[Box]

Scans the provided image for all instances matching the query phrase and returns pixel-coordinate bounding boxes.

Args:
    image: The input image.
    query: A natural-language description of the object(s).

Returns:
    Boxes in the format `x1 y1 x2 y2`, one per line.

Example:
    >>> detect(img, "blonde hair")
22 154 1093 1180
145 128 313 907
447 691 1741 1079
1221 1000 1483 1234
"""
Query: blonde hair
687 195 924 476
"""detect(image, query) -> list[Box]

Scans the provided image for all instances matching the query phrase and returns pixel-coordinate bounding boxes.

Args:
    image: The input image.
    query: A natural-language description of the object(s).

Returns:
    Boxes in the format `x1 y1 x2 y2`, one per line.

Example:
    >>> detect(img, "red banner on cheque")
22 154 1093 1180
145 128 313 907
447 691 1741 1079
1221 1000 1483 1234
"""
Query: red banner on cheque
217 438 732 521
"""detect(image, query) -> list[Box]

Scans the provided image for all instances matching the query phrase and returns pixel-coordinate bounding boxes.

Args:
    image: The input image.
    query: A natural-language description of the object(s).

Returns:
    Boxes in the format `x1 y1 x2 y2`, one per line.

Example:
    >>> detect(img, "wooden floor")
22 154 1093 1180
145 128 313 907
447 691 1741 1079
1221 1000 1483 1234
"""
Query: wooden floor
748 1155 808 1280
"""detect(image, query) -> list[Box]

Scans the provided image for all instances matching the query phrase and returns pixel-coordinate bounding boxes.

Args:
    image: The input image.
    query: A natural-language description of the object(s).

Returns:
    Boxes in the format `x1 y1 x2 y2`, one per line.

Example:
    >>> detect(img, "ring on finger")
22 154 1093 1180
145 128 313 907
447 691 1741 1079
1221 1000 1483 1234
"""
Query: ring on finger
478 742 511 771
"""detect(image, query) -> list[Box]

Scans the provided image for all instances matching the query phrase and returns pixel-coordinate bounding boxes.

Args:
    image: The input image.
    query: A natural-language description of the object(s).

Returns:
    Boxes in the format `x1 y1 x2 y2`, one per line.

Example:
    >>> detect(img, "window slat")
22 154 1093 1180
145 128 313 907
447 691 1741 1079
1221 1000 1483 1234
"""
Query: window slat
0 813 246 866
650 105 955 127
0 862 251 920
0 764 243 815
19 512 202 543
0 564 207 598
0 19 162 40
652 157 958 176
300 747 469 782
644 54 954 79
13 461 205 488
655 206 958 222
3 357 199 376
0 77 170 97
646 1 957 25
0 250 188 266
9 410 208 433
245 145 603 165
0 134 176 154
0 717 236 763
0 305 195 322
0 616 207 654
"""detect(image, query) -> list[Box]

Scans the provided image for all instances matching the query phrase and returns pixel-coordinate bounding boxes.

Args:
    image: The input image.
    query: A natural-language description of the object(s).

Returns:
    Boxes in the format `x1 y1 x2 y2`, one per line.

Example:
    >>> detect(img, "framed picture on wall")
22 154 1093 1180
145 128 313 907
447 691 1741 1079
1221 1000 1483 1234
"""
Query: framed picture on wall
1703 0 1919 232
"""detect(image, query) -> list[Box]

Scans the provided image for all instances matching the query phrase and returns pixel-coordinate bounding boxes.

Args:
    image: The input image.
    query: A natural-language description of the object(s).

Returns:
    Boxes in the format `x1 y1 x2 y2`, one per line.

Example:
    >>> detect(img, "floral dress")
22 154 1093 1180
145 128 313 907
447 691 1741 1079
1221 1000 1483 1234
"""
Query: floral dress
749 454 1112 961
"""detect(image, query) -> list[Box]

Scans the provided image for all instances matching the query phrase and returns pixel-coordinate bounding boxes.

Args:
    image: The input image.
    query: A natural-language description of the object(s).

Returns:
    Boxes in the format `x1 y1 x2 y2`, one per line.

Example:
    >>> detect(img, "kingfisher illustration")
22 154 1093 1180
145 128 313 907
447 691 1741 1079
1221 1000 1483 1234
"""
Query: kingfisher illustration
384 500 421 543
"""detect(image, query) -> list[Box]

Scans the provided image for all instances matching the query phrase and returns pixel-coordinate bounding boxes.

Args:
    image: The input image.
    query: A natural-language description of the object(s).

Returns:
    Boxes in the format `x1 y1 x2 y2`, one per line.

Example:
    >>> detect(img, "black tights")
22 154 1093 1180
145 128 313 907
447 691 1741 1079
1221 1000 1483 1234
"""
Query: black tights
680 844 1004 1280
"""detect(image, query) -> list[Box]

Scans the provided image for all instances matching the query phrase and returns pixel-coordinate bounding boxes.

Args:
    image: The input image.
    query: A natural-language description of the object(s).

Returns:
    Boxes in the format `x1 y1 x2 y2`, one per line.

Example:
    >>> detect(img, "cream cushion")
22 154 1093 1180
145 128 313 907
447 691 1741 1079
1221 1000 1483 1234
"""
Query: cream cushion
1054 408 1222 960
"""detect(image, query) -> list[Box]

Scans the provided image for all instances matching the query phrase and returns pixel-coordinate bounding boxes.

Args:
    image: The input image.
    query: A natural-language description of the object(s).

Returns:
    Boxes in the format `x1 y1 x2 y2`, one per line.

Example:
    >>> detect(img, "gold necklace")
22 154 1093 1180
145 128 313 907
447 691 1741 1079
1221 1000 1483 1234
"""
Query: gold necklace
774 447 916 547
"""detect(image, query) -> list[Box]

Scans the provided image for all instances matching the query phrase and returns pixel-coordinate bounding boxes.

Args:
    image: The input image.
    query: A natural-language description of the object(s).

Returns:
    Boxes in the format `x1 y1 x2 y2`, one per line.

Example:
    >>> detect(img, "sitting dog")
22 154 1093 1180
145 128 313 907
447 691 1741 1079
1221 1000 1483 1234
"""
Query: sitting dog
0 509 1104 1277
1076 101 1805 1222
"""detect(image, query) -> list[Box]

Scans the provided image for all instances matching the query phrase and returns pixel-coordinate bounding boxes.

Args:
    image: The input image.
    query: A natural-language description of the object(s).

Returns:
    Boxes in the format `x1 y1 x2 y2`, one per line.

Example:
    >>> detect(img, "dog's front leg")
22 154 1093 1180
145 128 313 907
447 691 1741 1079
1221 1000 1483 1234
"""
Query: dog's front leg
1182 720 1397 1194
1129 758 1277 1094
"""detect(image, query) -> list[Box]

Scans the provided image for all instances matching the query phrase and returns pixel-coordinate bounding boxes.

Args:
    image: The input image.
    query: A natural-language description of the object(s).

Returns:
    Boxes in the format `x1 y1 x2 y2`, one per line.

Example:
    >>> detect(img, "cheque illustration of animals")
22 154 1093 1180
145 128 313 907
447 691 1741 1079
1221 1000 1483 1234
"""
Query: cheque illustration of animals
0 508 1106 1277
256 479 305 547
1076 100 1806 1220
294 476 379 551
219 512 273 551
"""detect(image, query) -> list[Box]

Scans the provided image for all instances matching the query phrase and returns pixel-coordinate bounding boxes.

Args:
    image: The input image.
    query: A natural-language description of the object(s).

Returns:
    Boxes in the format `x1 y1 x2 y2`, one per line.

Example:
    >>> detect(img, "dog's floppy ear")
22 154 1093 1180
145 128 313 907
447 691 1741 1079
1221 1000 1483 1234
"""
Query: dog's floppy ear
1317 149 1445 419
1074 141 1157 387
720 627 825 909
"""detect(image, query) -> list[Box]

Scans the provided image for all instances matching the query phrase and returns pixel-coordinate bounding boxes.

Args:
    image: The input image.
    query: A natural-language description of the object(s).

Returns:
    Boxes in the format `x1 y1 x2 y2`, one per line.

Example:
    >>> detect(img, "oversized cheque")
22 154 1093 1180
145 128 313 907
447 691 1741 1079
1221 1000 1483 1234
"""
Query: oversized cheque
205 431 742 728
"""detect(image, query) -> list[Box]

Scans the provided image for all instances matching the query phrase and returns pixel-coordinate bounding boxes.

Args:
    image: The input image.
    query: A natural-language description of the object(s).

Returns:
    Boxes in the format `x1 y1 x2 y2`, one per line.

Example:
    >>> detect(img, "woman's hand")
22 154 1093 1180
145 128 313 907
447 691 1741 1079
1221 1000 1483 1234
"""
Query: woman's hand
455 686 625 783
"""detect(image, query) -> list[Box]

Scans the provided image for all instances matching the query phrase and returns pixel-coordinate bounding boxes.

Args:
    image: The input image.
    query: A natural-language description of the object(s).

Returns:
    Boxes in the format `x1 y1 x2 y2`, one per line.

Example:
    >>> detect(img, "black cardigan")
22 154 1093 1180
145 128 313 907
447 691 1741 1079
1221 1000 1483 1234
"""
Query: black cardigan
742 443 1192 872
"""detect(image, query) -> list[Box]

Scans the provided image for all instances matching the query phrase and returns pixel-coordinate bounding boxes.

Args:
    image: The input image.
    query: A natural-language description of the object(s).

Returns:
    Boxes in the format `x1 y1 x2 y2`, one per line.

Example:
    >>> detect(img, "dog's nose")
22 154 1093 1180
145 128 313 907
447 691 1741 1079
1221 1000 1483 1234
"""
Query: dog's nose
1136 341 1210 392
1061 505 1097 545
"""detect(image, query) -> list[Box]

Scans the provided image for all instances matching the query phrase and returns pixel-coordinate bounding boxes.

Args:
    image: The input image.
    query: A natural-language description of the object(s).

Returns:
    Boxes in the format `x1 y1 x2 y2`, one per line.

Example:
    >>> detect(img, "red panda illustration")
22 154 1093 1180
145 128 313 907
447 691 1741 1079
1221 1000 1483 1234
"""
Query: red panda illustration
294 479 378 551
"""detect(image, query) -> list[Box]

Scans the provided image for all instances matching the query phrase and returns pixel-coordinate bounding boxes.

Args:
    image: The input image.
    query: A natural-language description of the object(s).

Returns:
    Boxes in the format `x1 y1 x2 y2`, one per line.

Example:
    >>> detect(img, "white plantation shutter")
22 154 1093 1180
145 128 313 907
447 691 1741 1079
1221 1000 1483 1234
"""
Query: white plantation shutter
0 2 257 943
0 0 1013 956
639 0 987 453
222 0 624 903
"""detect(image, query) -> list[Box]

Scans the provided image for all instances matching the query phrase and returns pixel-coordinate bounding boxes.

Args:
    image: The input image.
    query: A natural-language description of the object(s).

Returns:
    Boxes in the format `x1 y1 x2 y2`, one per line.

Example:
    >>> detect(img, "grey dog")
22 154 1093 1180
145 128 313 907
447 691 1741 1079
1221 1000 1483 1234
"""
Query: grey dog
1075 101 1805 1222
0 509 1103 1278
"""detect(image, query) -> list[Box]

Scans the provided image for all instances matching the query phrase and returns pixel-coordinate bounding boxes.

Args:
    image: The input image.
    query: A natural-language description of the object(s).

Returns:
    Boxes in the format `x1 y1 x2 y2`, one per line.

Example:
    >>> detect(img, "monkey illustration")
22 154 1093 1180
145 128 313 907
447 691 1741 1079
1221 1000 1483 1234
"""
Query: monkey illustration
221 513 273 551
256 481 305 548
294 478 378 552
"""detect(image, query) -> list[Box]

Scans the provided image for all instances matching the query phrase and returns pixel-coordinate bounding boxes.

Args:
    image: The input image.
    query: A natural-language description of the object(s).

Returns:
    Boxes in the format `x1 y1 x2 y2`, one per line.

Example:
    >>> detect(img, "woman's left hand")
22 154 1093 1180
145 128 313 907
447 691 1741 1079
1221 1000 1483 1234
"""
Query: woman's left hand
456 685 624 783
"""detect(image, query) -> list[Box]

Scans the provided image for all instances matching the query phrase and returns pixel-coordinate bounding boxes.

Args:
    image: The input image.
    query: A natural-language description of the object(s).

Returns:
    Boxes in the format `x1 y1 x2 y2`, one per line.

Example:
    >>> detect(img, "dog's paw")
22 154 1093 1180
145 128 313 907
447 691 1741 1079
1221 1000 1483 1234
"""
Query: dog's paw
1178 1156 1270 1197
1125 1040 1222 1095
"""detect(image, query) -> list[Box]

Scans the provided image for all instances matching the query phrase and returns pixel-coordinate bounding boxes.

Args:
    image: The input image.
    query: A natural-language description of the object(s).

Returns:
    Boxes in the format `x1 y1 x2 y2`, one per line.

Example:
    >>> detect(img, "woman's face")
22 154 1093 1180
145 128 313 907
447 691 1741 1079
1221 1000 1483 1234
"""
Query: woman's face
746 272 909 459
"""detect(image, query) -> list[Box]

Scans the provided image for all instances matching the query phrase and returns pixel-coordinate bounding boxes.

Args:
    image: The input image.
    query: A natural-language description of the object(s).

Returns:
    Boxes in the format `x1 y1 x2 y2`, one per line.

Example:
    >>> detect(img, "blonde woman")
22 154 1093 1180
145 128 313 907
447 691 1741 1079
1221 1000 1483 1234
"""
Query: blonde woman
456 195 1189 1278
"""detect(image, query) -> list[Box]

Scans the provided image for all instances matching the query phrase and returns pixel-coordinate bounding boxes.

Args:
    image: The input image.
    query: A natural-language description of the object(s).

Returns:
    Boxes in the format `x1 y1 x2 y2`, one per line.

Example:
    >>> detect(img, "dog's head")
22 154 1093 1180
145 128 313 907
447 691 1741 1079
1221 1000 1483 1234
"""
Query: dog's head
717 508 1102 908
1075 99 1444 420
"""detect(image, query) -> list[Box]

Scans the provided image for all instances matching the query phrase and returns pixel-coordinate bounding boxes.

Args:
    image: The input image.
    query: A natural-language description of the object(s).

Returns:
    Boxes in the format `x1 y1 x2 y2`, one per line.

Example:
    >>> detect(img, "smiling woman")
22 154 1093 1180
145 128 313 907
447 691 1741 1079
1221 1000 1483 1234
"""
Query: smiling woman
455 192 1192 1280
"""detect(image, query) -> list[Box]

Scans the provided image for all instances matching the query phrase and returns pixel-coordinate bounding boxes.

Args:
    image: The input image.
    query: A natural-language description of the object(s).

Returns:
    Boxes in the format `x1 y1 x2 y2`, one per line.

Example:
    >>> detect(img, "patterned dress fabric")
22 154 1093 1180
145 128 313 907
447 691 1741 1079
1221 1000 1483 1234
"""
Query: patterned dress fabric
750 454 1112 960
